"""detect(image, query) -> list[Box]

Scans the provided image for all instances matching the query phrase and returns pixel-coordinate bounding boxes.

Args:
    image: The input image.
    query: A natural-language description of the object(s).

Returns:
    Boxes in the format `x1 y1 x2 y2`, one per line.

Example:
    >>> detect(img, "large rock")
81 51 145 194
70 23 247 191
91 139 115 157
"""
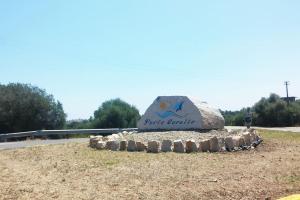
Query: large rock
199 140 210 152
161 140 172 152
173 140 185 153
127 140 137 151
147 141 160 153
186 140 198 153
137 96 225 130
209 136 220 152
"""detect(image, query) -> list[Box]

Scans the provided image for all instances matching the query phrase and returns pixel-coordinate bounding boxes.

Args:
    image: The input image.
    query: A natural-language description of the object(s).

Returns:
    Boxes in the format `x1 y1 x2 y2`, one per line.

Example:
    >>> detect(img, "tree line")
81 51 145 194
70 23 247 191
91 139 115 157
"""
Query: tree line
66 98 140 130
0 83 140 134
222 93 300 127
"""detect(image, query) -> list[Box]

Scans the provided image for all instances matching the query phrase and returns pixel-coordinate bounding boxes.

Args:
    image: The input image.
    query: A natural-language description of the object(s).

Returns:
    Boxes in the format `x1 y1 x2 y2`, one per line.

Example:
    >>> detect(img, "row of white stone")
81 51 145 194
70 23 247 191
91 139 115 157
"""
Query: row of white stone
89 131 262 153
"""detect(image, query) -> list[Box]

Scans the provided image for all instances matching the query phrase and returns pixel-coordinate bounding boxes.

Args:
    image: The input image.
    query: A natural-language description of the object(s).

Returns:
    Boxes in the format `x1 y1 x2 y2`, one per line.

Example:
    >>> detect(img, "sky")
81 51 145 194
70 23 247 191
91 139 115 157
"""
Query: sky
1 0 300 120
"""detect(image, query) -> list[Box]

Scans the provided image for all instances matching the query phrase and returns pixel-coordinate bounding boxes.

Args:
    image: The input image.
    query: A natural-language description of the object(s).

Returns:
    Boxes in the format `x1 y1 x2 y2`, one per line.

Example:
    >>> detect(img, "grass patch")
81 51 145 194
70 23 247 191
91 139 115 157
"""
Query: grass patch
284 175 300 184
258 129 300 142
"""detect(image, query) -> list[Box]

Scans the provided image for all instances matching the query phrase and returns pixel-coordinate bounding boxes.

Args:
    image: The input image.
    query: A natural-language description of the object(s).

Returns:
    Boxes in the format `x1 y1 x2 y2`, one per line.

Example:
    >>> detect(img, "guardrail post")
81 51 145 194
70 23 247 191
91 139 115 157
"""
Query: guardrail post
0 135 7 142
36 130 47 139
30 131 35 140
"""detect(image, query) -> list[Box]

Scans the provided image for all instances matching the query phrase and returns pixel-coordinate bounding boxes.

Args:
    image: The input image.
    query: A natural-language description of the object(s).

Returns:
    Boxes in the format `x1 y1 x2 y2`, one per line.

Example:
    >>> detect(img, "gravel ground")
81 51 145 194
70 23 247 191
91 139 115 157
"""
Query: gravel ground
123 129 246 143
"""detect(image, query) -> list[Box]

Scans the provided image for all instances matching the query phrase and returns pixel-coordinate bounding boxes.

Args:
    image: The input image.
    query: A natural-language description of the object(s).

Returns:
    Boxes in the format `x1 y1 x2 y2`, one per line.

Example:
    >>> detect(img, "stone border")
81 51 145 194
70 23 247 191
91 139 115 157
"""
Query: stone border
89 129 262 153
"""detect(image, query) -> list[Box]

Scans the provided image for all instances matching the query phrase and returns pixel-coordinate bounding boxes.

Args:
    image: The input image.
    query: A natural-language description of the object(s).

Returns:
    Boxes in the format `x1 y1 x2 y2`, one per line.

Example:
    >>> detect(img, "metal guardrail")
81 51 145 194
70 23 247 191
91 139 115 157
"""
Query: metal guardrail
0 131 37 141
0 128 138 142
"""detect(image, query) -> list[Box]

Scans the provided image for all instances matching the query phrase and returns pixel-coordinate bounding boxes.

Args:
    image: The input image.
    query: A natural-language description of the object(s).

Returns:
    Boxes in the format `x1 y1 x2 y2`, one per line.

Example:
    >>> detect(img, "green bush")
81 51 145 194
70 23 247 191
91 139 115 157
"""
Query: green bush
92 98 140 128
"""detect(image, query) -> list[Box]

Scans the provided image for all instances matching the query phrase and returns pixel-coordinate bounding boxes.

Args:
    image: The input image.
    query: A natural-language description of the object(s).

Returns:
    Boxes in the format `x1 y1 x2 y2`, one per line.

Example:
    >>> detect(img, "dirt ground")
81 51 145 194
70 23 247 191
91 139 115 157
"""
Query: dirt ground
0 130 299 200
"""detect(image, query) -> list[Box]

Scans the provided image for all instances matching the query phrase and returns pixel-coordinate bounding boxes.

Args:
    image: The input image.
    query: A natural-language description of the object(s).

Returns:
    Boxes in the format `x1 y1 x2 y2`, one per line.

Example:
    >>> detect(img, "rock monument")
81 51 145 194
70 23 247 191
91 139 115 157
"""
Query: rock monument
137 96 224 131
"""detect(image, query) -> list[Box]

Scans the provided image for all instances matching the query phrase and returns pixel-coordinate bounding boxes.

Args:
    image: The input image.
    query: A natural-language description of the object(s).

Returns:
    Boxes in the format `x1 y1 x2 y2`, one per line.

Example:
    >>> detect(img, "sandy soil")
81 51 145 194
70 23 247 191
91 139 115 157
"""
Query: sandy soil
0 130 299 200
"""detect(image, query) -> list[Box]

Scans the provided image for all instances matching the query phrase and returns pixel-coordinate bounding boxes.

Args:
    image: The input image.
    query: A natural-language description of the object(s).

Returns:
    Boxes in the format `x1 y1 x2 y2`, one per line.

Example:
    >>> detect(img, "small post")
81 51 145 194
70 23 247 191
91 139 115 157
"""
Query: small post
284 81 290 105
244 108 252 129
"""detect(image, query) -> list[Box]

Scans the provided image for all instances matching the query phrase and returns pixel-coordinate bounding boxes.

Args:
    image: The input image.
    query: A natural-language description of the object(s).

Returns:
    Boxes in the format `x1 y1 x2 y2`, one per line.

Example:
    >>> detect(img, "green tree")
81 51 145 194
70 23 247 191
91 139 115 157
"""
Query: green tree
253 94 291 127
0 83 66 133
92 98 140 128
253 94 300 127
225 93 300 127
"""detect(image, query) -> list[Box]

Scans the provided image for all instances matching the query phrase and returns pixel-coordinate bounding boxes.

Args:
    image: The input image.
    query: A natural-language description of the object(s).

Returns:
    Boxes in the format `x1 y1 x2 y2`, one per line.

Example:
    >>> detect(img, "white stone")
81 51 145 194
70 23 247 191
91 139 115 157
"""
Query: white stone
209 136 220 152
119 140 127 151
89 136 103 148
239 137 246 147
96 135 103 139
161 140 173 152
95 141 106 150
107 134 120 141
218 137 226 152
186 140 198 153
147 141 160 153
105 140 120 151
242 133 251 146
127 140 137 151
249 132 256 143
173 140 185 153
137 96 225 130
136 141 147 151
225 137 234 151
232 136 241 148
199 140 210 152
117 133 124 138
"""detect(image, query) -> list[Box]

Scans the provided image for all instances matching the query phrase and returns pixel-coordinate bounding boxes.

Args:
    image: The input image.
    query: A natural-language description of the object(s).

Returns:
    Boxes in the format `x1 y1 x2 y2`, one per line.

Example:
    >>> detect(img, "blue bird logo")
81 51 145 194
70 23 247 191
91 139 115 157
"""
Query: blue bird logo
156 101 187 119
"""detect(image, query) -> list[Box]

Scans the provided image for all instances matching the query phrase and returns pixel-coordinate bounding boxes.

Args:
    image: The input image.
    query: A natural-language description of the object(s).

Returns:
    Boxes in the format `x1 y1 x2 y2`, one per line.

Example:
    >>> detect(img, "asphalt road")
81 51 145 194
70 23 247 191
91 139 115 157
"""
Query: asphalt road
0 138 89 150
1 126 300 150
226 126 300 133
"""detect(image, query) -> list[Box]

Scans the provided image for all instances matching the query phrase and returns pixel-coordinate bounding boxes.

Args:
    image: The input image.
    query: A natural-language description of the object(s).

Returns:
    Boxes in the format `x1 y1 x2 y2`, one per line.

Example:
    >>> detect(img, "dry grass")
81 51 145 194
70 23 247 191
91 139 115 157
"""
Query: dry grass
0 130 300 200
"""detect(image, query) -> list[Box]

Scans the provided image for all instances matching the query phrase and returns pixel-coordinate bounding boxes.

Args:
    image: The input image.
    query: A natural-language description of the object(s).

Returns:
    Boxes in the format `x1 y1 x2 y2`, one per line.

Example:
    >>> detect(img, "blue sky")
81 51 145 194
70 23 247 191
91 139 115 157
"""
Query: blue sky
1 0 299 119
